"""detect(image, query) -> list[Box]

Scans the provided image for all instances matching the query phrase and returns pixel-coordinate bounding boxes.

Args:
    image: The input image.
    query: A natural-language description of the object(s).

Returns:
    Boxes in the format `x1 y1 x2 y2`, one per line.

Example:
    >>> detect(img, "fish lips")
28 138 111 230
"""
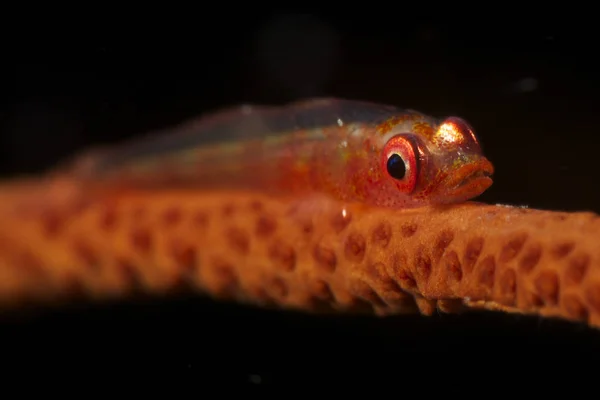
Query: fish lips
441 158 494 200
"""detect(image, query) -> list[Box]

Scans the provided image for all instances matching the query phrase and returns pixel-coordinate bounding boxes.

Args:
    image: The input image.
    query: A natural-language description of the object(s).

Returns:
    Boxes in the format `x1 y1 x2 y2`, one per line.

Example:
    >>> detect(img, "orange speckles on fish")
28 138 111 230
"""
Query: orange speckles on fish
376 112 423 135
411 121 436 138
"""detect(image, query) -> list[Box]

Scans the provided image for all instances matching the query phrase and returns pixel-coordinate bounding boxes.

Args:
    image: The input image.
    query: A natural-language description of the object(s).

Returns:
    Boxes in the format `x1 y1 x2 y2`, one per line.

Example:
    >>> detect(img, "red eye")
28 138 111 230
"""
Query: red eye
382 135 418 193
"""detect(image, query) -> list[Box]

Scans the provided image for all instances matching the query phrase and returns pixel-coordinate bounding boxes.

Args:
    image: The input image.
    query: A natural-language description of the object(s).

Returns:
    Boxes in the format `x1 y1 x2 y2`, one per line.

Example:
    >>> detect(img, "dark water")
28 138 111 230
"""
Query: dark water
0 10 596 383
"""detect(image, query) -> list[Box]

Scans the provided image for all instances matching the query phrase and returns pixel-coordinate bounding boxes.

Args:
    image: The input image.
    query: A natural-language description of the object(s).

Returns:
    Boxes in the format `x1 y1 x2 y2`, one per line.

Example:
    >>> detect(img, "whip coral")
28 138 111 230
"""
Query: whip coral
0 178 598 330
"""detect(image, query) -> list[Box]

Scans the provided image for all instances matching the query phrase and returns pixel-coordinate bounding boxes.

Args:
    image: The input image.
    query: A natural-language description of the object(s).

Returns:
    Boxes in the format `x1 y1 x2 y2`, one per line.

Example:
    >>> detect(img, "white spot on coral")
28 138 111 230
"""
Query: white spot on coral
495 203 529 209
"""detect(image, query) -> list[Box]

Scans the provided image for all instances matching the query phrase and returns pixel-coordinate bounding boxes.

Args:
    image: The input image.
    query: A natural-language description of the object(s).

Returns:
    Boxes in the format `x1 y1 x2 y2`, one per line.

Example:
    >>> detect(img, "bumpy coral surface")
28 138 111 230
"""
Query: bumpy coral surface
0 177 598 329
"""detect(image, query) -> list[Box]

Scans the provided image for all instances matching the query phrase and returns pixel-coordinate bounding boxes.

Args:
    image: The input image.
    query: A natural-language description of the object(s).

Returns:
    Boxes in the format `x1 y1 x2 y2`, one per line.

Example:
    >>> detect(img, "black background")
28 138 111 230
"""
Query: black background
0 7 598 384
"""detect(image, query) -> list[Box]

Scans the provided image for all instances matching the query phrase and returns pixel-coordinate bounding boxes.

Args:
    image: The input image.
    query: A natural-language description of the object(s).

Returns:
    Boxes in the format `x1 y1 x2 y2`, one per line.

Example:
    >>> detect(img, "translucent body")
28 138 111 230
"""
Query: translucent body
65 98 494 208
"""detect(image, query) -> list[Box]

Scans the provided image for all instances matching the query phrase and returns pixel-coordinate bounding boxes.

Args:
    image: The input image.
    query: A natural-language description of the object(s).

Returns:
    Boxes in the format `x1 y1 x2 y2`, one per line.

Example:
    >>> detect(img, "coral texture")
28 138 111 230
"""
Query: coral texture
0 177 598 329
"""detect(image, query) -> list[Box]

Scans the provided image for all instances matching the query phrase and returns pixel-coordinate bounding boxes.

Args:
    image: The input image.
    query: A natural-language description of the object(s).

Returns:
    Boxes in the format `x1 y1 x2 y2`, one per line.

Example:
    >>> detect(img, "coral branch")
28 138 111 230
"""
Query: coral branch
0 177 598 329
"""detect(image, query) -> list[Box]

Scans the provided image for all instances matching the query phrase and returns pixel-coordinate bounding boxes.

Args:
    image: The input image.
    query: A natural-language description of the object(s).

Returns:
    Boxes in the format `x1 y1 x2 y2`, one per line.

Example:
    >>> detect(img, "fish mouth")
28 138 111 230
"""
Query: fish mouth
442 158 494 200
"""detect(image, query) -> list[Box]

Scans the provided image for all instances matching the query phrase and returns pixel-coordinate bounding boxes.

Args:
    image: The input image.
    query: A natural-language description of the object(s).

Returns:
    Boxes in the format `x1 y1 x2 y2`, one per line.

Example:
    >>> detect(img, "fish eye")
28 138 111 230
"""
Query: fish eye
386 153 406 180
382 135 418 193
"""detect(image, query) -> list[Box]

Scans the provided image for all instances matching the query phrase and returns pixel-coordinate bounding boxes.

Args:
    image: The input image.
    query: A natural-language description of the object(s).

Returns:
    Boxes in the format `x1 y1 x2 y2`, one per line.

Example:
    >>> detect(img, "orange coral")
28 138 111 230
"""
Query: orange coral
0 177 598 330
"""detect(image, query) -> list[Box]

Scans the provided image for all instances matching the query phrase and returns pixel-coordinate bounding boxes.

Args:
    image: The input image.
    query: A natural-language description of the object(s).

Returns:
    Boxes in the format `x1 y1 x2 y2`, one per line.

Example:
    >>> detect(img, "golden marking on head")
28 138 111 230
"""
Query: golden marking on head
377 114 422 135
412 121 435 138
435 121 465 146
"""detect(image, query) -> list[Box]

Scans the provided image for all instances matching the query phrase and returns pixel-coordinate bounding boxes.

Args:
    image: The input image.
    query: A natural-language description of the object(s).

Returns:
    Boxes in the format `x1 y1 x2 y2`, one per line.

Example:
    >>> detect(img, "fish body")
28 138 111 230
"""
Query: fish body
65 98 493 208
